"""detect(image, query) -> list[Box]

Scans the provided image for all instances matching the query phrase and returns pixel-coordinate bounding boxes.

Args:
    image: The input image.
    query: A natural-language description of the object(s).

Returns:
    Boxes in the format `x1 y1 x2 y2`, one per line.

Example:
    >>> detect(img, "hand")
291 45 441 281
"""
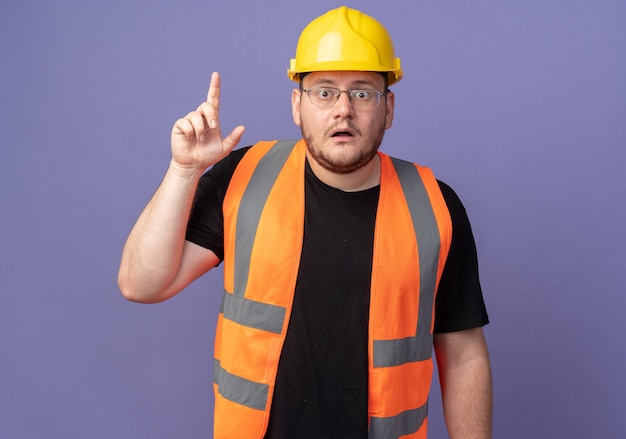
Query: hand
171 72 245 172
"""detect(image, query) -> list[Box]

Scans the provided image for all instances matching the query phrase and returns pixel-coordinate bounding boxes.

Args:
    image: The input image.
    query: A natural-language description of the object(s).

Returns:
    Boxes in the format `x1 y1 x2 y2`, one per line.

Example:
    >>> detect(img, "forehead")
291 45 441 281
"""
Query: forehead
303 71 385 88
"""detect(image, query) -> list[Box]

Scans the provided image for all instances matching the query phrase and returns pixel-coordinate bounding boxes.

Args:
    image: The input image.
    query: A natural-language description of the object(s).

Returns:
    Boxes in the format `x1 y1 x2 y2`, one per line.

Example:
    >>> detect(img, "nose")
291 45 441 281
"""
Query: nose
332 90 354 117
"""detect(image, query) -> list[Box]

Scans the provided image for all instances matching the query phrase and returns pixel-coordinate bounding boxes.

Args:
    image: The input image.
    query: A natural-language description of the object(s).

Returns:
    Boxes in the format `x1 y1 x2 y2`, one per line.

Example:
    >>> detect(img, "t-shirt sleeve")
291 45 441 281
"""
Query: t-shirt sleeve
433 180 489 333
185 147 250 261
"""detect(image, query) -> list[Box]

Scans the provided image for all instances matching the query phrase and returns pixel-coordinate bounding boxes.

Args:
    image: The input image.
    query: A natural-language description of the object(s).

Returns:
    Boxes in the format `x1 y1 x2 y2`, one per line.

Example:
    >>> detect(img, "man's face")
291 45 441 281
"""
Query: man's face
291 71 395 175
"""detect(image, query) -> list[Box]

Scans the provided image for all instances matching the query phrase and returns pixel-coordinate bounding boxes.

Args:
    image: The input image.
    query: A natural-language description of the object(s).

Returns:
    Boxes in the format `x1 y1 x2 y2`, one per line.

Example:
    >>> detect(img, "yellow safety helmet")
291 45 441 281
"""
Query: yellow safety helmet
288 6 403 85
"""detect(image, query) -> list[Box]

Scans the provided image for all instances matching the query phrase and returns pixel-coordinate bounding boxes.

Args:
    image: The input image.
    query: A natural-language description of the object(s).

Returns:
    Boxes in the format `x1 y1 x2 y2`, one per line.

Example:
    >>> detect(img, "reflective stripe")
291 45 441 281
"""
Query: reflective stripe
373 333 433 367
221 289 286 334
373 159 440 368
233 140 299 297
214 359 268 411
391 158 440 337
369 401 428 437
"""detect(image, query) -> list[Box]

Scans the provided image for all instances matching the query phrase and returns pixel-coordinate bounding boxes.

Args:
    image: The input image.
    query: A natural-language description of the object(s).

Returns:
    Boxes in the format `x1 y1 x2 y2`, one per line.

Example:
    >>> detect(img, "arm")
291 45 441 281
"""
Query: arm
433 327 493 439
117 72 245 303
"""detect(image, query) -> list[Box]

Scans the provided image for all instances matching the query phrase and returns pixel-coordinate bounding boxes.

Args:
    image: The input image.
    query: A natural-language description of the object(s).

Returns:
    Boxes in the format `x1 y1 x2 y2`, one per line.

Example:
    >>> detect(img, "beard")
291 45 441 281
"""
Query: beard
300 119 386 174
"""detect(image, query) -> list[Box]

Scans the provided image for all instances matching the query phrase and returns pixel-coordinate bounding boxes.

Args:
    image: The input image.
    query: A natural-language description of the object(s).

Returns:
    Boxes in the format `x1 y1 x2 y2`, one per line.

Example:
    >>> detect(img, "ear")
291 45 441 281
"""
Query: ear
384 91 395 129
291 88 302 127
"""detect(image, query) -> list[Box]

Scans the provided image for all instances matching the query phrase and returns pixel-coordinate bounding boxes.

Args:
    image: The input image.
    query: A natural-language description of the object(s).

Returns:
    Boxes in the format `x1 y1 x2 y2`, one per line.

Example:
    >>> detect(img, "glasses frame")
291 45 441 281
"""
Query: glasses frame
300 86 389 109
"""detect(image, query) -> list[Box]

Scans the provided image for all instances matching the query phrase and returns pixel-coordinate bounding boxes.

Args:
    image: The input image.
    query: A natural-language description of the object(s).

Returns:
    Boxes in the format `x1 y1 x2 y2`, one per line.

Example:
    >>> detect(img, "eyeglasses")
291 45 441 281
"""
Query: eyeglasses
300 86 388 110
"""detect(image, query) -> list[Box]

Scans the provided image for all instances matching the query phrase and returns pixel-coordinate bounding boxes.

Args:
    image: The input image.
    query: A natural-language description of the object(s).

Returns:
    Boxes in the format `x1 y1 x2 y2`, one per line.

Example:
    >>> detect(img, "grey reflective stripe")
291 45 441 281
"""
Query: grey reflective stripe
392 158 440 336
233 140 299 297
222 289 285 334
373 158 440 368
373 333 433 367
369 401 428 438
214 359 268 411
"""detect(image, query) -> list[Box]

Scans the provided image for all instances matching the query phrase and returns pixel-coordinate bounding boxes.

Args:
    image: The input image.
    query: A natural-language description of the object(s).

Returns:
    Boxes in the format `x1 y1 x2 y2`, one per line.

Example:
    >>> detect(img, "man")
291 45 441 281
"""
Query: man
118 6 492 439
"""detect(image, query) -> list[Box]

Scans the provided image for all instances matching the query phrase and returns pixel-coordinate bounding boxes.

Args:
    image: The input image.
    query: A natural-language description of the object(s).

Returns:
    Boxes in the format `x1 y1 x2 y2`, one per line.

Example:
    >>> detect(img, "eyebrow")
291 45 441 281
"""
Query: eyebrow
308 77 379 88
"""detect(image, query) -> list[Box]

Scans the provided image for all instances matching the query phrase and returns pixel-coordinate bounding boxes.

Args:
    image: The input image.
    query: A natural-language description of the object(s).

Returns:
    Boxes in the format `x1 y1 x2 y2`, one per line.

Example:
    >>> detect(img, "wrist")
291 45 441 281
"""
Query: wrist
167 159 206 181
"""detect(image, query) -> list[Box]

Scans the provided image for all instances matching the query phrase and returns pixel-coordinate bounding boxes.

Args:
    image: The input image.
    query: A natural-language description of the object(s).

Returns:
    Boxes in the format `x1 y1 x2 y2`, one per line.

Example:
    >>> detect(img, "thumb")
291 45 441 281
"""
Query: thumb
222 125 246 154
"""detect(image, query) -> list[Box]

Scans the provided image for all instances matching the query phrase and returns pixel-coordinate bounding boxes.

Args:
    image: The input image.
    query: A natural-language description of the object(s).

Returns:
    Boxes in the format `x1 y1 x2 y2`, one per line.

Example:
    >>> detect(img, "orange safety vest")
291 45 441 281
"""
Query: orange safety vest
214 140 452 439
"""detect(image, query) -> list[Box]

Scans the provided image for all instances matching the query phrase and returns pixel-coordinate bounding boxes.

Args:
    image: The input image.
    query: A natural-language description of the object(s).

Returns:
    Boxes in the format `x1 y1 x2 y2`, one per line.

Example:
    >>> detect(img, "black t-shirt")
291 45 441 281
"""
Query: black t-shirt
186 146 489 439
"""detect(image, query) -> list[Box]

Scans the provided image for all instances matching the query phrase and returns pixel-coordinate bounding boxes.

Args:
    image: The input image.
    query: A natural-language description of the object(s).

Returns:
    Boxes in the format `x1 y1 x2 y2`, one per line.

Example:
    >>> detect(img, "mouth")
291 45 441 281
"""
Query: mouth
329 127 356 139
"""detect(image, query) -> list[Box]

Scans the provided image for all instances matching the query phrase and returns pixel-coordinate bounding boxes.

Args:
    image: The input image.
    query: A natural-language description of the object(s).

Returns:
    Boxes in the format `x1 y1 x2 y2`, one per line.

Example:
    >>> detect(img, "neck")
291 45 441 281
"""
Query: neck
306 153 381 192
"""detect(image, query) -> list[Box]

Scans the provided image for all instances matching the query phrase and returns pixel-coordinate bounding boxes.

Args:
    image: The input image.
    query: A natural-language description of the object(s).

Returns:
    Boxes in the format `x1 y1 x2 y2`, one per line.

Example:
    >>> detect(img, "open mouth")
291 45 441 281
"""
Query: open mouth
330 128 356 138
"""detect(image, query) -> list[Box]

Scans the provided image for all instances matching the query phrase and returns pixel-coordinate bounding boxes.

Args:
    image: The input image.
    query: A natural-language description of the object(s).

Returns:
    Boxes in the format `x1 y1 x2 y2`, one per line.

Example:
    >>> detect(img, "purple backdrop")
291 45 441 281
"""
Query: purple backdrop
1 1 625 437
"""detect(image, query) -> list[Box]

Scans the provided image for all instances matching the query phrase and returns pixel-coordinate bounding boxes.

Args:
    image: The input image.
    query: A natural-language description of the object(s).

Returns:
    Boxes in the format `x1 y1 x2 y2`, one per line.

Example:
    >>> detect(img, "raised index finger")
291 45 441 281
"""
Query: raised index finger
207 71 220 107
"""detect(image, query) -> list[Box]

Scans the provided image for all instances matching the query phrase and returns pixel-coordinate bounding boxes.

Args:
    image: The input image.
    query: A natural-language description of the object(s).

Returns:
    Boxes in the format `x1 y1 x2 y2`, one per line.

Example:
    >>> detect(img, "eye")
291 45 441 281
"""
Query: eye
316 88 334 100
353 90 371 101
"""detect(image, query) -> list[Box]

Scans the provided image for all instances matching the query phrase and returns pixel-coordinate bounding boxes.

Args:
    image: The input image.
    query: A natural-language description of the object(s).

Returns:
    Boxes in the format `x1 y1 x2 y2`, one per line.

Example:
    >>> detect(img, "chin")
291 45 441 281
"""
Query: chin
309 144 378 174
301 126 385 174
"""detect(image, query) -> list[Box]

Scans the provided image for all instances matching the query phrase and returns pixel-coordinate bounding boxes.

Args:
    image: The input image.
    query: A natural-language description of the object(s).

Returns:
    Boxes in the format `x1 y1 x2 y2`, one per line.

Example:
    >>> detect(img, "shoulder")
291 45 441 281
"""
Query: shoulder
435 179 477 254
200 146 252 185
195 146 252 199
436 180 468 223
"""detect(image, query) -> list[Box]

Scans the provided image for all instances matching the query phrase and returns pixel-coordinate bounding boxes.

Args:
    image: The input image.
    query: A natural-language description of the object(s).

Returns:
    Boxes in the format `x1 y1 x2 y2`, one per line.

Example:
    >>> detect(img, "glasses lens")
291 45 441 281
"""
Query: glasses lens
305 87 381 109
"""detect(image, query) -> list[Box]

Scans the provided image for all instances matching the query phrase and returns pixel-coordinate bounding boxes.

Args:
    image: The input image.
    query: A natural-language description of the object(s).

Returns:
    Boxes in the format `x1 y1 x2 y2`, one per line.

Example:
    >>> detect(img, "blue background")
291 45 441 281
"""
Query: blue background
1 0 625 437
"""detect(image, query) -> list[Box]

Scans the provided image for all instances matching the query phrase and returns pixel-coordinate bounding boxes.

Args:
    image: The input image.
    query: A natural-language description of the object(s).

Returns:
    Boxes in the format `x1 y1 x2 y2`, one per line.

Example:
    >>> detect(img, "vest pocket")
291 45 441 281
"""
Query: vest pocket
264 337 282 382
